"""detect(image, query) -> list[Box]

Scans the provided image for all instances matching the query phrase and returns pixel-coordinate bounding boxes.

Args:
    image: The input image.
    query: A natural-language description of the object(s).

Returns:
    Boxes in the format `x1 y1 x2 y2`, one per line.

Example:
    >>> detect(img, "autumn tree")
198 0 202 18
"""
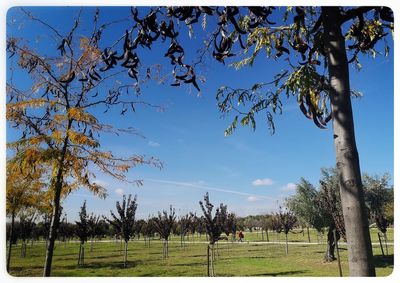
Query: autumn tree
199 192 228 276
95 6 393 276
153 206 177 259
75 201 89 267
105 194 138 267
6 158 45 273
6 8 162 276
316 168 346 262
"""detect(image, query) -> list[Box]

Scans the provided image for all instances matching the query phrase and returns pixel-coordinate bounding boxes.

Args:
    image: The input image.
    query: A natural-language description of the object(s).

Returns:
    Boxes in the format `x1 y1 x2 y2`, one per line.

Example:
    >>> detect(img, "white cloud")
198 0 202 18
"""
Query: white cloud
281 183 297 192
247 196 261 202
115 188 124 196
148 140 160 147
252 178 274 186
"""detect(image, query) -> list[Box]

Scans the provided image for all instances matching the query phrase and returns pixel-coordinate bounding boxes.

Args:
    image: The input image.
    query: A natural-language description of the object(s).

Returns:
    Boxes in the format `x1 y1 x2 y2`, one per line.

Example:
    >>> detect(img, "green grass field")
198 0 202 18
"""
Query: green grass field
7 228 394 277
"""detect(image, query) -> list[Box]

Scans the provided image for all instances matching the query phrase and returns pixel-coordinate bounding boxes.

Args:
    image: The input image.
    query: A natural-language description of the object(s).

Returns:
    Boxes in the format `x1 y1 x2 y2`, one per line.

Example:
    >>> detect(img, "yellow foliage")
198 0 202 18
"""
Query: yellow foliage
29 136 43 146
51 130 64 143
6 159 46 215
79 37 90 50
68 129 99 147
78 37 101 66
68 107 97 123
7 98 47 110
309 89 320 110
53 114 66 123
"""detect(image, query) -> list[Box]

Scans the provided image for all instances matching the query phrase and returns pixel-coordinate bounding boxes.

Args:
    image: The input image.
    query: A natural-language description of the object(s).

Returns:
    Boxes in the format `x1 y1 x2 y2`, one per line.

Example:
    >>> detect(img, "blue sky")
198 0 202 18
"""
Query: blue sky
6 7 394 221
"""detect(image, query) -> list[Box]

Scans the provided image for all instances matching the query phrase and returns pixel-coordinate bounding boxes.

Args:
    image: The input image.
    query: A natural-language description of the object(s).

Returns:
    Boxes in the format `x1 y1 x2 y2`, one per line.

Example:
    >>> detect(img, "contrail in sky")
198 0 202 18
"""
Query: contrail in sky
145 178 277 201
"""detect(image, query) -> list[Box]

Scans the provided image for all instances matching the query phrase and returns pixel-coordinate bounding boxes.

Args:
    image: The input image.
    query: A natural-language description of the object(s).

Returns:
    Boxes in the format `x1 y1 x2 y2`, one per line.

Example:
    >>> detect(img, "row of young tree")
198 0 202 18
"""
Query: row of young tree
6 190 238 276
7 168 392 275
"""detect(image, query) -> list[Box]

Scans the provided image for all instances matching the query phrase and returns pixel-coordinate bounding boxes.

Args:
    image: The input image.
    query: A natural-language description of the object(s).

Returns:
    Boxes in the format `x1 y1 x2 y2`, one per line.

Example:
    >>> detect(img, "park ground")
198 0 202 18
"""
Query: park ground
7 228 394 277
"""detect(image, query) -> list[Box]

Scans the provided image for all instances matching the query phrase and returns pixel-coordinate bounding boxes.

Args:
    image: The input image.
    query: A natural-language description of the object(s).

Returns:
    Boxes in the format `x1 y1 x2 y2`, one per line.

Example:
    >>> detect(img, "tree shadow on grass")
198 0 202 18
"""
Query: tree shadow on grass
373 255 394 268
187 254 207 258
171 262 205 267
63 260 143 269
254 270 307 276
74 260 143 269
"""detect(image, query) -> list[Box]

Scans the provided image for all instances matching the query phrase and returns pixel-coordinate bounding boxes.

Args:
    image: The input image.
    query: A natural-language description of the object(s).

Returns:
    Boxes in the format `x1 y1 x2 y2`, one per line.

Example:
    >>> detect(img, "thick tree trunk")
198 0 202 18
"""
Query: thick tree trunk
6 212 15 273
322 7 375 276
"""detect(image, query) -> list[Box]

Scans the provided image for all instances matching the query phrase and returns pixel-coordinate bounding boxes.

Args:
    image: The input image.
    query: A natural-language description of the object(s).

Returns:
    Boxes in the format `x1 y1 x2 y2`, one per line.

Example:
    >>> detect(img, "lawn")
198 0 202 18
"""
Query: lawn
7 228 394 277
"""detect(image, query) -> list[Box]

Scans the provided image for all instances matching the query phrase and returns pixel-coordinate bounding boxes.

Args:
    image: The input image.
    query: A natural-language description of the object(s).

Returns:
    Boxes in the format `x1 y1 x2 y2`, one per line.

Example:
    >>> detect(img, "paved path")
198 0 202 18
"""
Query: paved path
41 239 393 246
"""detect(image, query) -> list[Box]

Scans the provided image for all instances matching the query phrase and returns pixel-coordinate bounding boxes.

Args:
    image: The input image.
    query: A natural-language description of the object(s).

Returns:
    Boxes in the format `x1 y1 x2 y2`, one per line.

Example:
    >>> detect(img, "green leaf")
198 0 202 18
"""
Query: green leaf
240 116 249 126
224 116 238 137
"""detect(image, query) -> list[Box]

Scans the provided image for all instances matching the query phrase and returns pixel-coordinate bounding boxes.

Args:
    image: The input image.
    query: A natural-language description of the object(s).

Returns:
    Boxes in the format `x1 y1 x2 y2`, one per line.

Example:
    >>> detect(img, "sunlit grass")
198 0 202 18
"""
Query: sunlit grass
7 228 393 277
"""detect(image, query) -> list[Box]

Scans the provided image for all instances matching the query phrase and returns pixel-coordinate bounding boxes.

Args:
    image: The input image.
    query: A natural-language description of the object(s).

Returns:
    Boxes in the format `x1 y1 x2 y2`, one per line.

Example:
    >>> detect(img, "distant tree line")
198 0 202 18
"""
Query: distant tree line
6 169 393 275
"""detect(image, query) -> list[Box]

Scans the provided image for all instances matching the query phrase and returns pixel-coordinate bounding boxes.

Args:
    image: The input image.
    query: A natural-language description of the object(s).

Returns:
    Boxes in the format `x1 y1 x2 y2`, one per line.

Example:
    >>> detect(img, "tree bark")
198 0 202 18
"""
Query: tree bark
377 233 384 255
43 119 71 277
7 212 15 273
383 232 388 255
42 181 62 276
326 225 337 262
333 228 343 277
322 7 375 276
